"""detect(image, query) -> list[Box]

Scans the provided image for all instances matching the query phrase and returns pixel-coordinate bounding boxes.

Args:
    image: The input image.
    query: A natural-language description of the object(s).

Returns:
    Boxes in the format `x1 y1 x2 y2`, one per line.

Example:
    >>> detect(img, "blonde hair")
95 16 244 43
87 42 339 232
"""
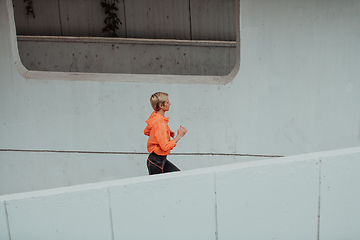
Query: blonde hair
150 92 168 111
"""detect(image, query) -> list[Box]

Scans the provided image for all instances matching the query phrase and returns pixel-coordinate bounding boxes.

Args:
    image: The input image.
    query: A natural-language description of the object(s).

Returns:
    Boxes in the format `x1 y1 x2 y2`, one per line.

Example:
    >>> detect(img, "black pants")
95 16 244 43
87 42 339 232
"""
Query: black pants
147 152 180 175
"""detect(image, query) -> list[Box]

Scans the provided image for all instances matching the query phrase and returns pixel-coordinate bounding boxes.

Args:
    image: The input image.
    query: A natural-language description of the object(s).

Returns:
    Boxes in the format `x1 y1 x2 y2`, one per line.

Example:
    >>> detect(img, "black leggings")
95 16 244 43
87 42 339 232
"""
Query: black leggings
147 152 180 175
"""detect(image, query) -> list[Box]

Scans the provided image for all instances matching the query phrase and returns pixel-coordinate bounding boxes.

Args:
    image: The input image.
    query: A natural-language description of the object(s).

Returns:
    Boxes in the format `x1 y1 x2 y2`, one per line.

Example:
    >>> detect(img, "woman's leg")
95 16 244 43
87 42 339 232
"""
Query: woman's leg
163 160 180 173
147 158 164 175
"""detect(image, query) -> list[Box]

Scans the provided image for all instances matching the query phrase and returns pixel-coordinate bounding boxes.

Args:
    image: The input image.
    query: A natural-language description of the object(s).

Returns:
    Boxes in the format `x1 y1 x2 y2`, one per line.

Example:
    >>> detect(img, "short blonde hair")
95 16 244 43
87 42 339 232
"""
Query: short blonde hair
150 92 168 111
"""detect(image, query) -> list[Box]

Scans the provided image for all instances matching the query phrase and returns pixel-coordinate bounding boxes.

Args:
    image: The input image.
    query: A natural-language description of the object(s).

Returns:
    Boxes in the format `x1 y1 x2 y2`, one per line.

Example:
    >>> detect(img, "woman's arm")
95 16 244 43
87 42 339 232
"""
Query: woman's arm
154 121 177 152
154 122 187 151
173 126 187 143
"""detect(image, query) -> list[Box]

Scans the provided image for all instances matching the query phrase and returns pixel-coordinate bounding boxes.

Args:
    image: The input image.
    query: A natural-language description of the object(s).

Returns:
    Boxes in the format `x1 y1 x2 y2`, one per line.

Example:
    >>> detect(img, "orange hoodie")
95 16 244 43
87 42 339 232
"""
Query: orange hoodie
144 111 176 156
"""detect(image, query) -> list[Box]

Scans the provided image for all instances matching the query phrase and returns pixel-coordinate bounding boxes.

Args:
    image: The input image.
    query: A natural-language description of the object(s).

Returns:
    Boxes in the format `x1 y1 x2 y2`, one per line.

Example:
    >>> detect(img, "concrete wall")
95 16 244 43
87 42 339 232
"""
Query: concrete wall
16 36 236 75
1 0 360 195
0 150 270 195
1 147 360 239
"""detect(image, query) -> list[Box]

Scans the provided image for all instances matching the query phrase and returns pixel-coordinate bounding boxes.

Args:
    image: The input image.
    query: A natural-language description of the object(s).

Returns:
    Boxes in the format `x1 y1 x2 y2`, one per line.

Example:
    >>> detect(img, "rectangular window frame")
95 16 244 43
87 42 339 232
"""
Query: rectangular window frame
7 0 240 85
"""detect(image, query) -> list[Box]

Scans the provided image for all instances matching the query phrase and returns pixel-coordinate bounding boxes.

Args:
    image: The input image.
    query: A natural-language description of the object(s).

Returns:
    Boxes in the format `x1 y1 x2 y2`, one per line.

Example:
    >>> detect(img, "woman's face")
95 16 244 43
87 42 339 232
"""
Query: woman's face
161 98 171 111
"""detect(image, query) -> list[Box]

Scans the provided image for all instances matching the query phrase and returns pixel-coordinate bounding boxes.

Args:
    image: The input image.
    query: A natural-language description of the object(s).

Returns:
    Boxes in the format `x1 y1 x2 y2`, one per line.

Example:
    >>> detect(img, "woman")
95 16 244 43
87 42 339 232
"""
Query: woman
144 92 187 175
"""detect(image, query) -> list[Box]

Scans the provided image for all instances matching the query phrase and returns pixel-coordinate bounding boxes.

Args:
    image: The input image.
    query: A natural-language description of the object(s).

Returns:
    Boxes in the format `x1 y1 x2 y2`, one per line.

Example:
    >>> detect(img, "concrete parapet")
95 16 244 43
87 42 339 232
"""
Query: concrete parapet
1 147 360 239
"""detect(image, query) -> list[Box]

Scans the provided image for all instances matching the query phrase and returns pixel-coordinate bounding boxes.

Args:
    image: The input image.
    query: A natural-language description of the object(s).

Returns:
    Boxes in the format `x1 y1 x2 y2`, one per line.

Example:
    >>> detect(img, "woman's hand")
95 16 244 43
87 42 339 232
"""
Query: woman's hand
177 126 187 137
174 126 187 143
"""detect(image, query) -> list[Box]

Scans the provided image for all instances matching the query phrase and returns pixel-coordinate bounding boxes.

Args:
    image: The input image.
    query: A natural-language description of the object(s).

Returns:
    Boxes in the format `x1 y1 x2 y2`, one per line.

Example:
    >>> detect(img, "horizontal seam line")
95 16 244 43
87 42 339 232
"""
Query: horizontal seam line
0 149 284 158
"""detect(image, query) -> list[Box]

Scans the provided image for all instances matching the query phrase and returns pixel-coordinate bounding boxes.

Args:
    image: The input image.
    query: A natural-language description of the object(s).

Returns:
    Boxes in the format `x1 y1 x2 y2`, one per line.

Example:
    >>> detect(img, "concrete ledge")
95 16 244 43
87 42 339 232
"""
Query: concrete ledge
17 35 237 47
16 35 236 76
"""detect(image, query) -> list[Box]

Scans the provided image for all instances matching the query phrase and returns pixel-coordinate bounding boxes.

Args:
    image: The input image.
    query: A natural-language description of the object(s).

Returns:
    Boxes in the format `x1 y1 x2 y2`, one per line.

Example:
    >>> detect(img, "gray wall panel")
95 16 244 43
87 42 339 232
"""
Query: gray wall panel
12 0 236 40
13 0 61 36
124 0 191 40
59 0 126 37
190 0 236 40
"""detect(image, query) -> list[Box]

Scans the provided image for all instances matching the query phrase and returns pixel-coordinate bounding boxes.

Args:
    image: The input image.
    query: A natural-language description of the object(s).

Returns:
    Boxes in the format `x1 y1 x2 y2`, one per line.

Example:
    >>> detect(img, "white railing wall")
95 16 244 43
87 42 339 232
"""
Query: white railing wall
0 150 271 195
1 147 360 240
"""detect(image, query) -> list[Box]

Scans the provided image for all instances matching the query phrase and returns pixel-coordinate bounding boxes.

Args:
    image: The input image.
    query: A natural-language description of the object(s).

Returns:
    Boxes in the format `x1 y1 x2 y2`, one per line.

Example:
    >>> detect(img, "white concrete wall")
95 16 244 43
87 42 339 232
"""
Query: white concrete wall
1 147 360 239
1 0 360 194
0 150 269 195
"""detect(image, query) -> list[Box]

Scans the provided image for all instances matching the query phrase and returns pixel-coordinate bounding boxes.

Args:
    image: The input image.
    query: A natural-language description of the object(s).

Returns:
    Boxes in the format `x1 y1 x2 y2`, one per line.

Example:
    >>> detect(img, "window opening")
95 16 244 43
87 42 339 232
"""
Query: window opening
9 0 240 84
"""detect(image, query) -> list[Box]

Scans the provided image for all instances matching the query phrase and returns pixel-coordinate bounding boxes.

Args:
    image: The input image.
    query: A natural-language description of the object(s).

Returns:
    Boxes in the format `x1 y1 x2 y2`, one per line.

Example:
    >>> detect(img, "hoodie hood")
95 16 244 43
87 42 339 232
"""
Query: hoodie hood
145 111 169 129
